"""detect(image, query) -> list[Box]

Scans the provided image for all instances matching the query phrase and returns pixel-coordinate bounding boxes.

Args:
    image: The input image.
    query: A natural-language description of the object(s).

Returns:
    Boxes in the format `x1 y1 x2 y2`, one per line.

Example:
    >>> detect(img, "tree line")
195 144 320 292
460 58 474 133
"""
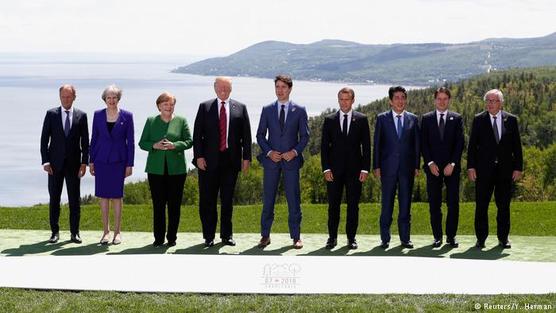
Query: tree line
86 66 556 205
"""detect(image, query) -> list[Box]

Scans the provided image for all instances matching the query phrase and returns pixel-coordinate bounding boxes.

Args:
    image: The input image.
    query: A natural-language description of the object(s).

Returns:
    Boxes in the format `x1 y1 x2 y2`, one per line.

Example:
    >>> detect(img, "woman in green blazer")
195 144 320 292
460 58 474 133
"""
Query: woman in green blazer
139 92 193 247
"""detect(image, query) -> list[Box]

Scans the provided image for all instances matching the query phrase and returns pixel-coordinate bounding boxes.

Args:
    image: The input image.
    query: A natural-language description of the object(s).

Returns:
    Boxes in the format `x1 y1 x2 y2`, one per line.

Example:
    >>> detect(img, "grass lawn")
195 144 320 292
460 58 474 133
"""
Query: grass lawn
0 289 554 313
1 202 554 236
1 203 554 312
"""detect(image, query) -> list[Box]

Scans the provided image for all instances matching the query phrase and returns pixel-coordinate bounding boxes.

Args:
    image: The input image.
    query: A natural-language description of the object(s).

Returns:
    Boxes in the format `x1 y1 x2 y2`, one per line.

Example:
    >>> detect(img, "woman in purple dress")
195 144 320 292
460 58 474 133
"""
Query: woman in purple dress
90 85 135 245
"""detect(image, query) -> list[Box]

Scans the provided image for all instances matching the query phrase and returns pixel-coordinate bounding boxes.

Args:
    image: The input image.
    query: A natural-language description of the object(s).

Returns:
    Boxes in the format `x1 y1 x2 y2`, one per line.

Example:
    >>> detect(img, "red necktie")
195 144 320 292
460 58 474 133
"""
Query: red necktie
219 101 227 151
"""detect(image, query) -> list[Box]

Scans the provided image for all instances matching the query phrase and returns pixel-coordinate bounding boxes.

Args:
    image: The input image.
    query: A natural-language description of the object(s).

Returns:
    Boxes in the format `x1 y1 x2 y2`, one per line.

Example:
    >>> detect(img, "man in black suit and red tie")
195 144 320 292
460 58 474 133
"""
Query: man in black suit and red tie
421 87 464 248
193 77 252 247
40 84 89 244
321 87 371 250
467 89 523 249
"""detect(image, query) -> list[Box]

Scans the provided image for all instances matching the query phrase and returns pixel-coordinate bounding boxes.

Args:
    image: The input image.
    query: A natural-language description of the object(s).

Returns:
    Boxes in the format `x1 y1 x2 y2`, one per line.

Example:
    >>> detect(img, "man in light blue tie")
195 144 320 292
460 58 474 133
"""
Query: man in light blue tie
373 86 420 249
256 75 310 249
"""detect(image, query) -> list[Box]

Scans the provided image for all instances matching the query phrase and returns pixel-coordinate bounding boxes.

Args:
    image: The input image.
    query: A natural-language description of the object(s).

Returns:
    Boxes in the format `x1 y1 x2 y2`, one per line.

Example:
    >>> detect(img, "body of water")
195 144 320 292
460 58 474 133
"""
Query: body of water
0 59 395 206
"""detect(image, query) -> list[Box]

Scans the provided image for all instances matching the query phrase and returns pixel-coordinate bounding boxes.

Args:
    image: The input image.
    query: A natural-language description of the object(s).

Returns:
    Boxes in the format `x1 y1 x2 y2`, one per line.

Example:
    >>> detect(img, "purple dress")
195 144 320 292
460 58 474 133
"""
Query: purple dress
90 109 135 198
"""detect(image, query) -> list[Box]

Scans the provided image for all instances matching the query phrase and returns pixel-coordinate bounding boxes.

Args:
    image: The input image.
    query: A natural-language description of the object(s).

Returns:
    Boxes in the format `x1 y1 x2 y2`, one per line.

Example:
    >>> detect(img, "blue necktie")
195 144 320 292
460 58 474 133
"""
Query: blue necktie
64 110 70 137
396 115 402 139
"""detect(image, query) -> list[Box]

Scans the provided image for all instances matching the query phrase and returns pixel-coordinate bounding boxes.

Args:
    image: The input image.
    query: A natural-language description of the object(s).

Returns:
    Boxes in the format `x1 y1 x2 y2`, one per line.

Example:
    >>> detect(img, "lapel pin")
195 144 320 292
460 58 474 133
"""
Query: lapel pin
449 117 454 120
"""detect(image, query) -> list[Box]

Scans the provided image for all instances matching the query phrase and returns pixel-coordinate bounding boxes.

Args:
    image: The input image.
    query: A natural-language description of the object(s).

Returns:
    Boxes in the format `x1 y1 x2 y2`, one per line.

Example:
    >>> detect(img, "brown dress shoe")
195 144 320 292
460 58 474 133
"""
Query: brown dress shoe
293 239 303 249
258 236 271 248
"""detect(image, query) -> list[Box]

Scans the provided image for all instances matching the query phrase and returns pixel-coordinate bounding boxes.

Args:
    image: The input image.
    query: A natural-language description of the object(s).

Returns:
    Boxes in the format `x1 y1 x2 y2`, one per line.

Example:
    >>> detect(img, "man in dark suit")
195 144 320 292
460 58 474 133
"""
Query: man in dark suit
467 89 523 249
256 74 310 249
373 86 420 249
40 84 89 244
321 87 370 250
193 77 252 247
421 87 464 248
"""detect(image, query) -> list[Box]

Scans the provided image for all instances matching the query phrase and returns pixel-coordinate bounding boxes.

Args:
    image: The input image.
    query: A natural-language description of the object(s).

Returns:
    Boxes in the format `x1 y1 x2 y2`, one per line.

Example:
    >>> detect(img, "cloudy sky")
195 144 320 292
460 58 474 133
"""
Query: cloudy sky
1 0 554 57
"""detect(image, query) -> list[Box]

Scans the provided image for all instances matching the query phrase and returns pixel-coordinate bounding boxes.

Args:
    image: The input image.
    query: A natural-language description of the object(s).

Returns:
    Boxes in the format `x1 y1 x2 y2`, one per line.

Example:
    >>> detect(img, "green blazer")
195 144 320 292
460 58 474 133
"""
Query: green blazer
139 115 193 175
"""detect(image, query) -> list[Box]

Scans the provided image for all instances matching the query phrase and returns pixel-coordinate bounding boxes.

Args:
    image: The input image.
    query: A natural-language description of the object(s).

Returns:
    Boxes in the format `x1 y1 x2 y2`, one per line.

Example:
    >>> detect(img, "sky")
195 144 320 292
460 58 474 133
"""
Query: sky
1 0 555 58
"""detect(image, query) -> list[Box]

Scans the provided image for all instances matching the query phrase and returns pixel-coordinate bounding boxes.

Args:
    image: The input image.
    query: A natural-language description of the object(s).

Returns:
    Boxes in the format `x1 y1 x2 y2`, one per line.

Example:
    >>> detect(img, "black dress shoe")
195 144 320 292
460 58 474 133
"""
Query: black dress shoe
222 238 236 246
348 240 358 250
70 233 82 244
447 238 459 248
499 240 511 249
204 239 215 247
432 239 442 248
166 241 176 247
401 241 414 249
380 241 389 249
153 241 164 247
325 238 337 249
48 233 59 243
475 240 486 249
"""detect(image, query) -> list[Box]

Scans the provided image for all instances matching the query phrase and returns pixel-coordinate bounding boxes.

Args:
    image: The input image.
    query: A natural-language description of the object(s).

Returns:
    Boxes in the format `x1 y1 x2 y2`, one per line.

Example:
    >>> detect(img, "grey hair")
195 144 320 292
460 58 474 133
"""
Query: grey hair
483 89 504 103
101 84 122 101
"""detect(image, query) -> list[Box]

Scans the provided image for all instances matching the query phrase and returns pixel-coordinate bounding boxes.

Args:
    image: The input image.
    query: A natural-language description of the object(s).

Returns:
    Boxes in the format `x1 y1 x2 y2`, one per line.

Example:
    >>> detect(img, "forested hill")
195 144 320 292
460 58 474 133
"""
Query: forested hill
173 33 556 85
306 67 556 155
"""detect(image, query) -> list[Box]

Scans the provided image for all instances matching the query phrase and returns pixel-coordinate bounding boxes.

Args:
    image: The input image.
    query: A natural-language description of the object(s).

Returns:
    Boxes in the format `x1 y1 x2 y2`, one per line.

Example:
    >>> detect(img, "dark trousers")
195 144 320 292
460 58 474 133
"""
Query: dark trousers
48 161 81 235
380 173 414 243
425 171 460 241
198 150 239 241
148 166 186 244
474 166 513 243
326 171 362 241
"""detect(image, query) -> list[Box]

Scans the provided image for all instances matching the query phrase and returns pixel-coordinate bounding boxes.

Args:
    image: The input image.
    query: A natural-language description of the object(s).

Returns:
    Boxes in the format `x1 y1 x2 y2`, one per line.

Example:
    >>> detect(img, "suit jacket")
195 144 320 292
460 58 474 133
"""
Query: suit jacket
321 110 371 175
467 111 523 178
420 110 464 174
40 106 89 170
138 115 193 175
192 99 252 172
90 109 135 166
373 110 420 177
256 101 310 170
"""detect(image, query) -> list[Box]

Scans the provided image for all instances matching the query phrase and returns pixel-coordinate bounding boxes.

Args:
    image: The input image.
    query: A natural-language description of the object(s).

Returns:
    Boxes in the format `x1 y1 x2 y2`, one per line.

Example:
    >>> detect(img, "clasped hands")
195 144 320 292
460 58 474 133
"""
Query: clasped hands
153 138 175 151
269 150 296 162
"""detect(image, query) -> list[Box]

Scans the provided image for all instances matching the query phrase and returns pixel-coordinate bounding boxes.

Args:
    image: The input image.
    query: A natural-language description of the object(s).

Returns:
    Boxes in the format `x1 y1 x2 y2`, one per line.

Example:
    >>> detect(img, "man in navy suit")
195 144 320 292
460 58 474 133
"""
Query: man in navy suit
256 75 310 249
40 84 89 244
321 87 370 250
193 77 252 247
421 87 464 248
467 89 523 249
373 86 420 249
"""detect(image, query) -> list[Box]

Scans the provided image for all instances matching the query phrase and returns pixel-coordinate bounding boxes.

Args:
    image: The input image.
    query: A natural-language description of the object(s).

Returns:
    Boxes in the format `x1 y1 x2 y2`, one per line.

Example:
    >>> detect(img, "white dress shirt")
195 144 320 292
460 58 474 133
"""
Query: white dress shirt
61 106 74 132
339 109 353 134
489 111 502 142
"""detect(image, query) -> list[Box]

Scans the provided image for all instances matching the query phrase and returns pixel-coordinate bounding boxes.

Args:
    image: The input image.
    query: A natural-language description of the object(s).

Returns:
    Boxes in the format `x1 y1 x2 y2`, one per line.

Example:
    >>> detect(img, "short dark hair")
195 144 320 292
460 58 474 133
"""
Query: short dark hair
156 92 176 107
434 87 451 99
337 87 355 100
388 86 406 100
274 74 293 88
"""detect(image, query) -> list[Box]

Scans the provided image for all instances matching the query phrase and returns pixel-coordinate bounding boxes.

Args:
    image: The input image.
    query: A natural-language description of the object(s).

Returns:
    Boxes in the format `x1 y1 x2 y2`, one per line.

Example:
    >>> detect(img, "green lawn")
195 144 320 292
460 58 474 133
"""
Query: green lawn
1 202 554 236
0 289 554 313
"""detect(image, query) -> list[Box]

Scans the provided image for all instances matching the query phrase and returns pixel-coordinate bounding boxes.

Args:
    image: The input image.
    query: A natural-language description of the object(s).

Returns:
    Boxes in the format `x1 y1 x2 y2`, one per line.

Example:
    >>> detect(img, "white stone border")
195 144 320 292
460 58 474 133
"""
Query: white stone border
0 254 554 294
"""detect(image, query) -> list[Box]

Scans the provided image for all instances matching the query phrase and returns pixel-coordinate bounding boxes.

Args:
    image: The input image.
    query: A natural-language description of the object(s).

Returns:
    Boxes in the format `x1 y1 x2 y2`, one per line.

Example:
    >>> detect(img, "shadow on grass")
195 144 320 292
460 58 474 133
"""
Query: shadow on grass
240 245 295 255
174 243 222 255
51 243 109 256
450 246 510 260
301 246 351 256
1 240 71 256
108 244 169 255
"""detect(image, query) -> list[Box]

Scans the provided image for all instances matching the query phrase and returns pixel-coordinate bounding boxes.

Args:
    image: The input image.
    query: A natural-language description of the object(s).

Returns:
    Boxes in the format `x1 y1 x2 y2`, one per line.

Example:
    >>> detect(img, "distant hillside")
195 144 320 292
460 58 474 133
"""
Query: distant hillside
305 66 556 155
173 33 556 85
